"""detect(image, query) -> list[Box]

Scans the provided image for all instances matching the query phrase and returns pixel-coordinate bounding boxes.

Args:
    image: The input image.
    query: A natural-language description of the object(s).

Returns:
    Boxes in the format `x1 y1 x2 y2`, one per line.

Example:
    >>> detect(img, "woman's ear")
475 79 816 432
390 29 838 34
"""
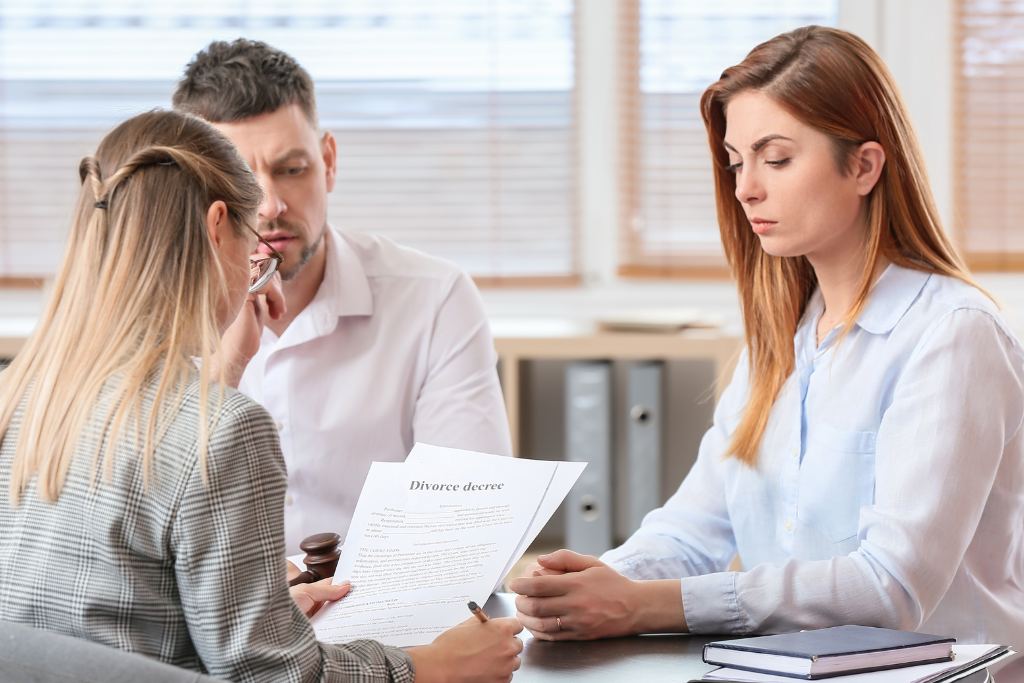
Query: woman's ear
206 200 230 249
853 141 886 197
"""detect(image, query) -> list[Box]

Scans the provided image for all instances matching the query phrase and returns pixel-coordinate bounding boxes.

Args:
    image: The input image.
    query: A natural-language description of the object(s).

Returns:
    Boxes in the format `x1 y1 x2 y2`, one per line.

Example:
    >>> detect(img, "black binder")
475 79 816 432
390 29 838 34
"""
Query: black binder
702 625 956 679
696 644 1012 683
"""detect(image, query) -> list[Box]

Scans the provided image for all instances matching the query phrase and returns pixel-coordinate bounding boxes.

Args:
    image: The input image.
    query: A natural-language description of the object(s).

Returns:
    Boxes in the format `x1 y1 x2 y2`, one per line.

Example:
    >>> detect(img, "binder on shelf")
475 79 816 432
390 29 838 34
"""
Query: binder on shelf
626 361 663 536
565 361 612 556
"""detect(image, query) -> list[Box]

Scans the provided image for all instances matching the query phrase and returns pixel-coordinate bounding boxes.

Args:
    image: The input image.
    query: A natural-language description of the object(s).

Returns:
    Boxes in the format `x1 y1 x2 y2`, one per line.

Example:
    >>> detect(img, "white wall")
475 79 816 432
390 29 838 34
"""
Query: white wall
839 0 954 230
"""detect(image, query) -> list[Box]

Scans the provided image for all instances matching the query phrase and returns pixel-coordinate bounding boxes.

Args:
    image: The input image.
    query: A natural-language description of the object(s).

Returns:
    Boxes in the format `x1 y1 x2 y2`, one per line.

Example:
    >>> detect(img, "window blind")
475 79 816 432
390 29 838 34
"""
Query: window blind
955 0 1024 270
0 1 577 284
619 0 837 278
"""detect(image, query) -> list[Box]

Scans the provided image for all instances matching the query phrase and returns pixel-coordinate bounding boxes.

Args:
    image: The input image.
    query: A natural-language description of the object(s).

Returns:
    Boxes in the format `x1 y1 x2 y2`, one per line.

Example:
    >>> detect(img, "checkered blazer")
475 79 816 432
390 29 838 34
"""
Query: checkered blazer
0 375 414 683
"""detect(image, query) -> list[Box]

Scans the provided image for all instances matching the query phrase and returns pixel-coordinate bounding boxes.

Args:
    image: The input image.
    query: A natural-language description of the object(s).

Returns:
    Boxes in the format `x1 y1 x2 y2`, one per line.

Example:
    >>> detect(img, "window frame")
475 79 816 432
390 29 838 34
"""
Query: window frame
952 0 1024 272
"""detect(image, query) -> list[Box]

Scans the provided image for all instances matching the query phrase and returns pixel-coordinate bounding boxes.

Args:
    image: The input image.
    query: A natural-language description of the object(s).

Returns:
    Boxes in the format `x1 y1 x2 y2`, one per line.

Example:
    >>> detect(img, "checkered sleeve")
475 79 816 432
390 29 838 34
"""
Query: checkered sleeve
169 391 415 683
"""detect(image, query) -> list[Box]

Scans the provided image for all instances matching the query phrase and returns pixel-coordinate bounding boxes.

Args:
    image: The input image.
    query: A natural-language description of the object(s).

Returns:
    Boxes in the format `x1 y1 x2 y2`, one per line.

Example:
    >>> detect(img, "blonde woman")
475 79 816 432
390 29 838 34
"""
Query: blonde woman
512 26 1024 648
0 110 522 683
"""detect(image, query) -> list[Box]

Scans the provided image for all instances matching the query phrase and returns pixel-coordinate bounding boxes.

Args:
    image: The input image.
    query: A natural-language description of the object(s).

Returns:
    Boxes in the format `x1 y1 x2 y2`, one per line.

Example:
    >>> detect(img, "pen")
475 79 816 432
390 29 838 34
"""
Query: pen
467 601 489 623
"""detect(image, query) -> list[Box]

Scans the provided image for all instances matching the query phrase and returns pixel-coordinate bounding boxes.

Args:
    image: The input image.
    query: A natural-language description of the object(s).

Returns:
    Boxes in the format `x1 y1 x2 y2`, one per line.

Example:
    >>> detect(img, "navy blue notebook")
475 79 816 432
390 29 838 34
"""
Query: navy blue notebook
703 626 956 680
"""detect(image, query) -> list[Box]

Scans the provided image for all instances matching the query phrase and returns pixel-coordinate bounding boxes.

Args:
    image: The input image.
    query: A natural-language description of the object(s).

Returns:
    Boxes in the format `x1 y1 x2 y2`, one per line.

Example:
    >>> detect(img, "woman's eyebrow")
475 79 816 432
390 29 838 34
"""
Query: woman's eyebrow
751 134 792 151
723 134 793 154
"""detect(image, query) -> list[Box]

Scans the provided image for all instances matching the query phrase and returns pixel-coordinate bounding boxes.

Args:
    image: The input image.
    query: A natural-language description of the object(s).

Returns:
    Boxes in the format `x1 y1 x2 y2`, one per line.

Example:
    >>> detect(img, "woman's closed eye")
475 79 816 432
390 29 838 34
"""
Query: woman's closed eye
765 158 791 167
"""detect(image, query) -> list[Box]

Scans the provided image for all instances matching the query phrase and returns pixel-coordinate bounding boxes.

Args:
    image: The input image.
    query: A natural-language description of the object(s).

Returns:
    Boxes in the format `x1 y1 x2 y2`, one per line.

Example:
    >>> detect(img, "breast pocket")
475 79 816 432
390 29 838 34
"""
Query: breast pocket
798 424 877 544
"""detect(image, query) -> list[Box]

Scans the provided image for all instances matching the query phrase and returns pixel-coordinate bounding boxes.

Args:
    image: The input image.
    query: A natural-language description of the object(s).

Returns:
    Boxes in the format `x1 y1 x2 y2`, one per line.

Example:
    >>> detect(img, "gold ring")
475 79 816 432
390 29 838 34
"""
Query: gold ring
556 616 563 632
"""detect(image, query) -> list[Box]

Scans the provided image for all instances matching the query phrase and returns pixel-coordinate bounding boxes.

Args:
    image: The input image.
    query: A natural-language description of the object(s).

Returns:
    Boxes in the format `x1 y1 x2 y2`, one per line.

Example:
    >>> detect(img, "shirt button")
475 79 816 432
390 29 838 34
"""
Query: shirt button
285 495 294 506
784 521 793 532
791 447 799 457
275 421 284 431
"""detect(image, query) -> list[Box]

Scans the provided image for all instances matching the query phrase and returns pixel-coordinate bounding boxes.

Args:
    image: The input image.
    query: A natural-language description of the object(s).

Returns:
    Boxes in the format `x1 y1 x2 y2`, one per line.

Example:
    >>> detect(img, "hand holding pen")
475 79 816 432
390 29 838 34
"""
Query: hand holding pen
468 600 490 623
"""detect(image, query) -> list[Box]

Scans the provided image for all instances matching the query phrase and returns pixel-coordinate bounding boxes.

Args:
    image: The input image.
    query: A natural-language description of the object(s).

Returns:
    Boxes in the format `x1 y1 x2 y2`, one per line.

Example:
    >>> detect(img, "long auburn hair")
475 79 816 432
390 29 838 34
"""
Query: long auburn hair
0 110 262 503
700 26 976 466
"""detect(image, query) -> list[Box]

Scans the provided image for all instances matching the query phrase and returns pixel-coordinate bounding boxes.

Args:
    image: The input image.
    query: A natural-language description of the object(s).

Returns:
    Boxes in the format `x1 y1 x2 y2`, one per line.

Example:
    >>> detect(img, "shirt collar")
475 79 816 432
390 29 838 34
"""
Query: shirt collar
854 263 931 335
317 225 374 320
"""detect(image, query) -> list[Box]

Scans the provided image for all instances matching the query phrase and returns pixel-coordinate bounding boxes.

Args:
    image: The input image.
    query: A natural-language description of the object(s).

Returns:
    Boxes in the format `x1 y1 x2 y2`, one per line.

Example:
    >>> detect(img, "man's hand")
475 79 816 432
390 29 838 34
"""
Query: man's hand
408 616 523 683
212 273 285 388
289 577 349 618
508 549 687 640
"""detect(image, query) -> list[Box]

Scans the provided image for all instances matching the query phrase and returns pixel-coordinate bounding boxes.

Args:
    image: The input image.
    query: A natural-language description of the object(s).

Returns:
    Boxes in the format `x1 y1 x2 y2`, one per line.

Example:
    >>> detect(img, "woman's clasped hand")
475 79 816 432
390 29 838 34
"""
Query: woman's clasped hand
510 550 687 640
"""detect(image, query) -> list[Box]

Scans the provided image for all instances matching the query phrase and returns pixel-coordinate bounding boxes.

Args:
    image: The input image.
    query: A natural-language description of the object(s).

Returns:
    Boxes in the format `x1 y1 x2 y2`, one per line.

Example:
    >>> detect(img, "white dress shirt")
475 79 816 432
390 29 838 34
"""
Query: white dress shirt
238 227 512 553
602 265 1024 645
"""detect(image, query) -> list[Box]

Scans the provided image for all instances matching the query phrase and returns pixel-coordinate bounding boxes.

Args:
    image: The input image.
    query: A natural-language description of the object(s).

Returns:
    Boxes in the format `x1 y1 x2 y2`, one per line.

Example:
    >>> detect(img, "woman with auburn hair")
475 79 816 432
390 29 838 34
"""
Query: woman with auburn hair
512 26 1024 646
0 109 523 683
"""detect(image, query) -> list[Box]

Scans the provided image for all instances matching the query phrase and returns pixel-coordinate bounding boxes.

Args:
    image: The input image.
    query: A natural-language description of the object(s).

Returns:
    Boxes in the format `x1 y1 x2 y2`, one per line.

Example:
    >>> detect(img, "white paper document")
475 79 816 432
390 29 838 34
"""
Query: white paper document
703 644 1013 683
406 443 588 593
310 443 586 647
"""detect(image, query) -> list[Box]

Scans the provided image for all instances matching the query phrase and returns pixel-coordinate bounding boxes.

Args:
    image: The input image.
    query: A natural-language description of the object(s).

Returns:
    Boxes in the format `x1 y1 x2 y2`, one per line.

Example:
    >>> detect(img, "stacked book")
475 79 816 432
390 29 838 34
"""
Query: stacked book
701 625 1013 683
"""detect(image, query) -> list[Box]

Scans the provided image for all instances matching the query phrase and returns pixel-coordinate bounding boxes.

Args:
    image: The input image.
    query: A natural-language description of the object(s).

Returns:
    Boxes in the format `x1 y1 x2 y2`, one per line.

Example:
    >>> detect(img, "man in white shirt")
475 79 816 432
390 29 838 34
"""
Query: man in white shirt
173 39 512 554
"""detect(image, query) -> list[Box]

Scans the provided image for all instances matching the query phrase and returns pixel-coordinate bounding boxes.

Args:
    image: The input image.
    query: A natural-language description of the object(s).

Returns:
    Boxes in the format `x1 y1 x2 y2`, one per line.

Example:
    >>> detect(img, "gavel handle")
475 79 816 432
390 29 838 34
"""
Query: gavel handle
288 568 325 587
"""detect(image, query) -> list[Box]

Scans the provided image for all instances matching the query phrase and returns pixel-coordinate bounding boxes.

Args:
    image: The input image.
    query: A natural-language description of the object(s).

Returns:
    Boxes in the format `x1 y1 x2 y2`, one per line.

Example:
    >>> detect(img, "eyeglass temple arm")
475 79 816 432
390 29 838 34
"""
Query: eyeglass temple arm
247 225 284 261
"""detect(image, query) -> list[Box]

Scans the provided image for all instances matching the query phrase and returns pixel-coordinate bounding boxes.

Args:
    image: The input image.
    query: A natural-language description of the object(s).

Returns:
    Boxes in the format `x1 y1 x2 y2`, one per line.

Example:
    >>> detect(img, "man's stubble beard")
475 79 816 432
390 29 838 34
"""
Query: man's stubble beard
269 220 327 282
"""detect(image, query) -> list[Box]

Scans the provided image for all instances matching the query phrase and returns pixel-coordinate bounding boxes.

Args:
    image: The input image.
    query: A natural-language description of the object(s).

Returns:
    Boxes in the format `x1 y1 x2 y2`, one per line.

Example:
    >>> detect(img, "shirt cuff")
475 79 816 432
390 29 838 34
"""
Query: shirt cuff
679 571 746 634
600 545 640 576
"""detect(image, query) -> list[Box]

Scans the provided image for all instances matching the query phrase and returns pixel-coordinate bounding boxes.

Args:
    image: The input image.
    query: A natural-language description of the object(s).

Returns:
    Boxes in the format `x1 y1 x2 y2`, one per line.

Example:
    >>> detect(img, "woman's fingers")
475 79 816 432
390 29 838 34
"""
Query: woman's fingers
261 272 286 320
536 549 601 573
409 616 523 682
249 294 265 329
514 592 574 618
512 560 653 640
509 572 574 598
289 577 350 618
307 577 351 602
515 611 562 633
521 562 543 576
519 614 587 642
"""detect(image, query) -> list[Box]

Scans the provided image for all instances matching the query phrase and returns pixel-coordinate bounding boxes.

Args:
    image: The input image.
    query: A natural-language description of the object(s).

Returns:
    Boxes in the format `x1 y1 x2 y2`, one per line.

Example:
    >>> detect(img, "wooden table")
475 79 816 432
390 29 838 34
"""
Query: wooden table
481 594 993 683
492 321 742 456
482 592 721 682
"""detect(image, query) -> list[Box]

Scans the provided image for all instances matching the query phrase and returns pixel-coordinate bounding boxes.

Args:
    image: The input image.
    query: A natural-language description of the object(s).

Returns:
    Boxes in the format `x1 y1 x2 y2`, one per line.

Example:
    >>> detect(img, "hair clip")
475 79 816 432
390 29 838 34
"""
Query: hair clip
157 160 175 166
93 200 108 209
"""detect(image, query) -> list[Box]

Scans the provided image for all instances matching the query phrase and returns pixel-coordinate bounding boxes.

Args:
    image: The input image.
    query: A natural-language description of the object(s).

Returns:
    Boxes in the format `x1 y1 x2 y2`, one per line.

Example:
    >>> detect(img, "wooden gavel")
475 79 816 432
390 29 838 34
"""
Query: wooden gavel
288 532 342 587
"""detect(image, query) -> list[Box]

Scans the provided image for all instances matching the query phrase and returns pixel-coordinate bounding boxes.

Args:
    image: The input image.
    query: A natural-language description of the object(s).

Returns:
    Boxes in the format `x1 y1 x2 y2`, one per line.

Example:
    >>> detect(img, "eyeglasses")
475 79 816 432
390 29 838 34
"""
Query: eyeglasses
247 226 284 293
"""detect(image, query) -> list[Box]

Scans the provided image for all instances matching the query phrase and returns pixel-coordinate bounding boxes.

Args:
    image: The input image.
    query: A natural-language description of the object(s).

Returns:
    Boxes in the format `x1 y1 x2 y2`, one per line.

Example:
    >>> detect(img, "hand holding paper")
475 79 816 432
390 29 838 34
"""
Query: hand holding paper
310 443 586 647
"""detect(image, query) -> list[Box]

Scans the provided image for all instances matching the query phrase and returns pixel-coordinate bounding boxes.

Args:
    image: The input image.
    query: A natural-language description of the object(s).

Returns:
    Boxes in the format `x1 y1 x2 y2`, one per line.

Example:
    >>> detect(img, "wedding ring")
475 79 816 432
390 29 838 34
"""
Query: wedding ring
556 616 563 631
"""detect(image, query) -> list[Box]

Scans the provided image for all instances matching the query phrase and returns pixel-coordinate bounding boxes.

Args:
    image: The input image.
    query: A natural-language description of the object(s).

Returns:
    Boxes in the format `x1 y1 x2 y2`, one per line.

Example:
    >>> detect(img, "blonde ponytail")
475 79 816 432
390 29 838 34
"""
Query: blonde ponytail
0 110 262 503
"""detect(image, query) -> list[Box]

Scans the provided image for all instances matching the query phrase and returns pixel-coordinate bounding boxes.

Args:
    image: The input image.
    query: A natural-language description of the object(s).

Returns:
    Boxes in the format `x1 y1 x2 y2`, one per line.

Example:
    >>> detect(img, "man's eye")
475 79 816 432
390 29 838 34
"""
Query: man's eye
282 166 305 176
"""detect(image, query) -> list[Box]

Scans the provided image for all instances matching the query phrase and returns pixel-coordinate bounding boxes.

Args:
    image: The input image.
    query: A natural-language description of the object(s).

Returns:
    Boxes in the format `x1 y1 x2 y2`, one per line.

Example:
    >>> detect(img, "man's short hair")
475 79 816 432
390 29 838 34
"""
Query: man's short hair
172 39 317 125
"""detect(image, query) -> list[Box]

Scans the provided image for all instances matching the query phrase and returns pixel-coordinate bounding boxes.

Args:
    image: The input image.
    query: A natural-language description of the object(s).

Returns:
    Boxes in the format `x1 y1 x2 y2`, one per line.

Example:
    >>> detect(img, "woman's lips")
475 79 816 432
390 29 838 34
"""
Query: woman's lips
749 219 777 235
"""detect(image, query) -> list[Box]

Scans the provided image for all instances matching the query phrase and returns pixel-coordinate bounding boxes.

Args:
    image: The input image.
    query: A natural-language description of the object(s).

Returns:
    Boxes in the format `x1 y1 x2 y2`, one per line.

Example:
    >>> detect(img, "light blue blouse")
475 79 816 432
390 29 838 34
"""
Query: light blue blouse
602 265 1024 645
